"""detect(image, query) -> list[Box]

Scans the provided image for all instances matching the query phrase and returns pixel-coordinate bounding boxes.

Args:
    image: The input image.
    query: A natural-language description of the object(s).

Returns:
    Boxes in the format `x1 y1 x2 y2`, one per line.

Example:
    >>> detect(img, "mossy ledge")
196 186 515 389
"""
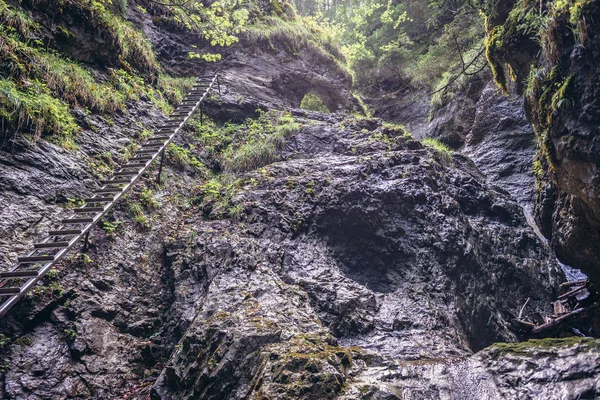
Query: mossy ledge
486 337 600 359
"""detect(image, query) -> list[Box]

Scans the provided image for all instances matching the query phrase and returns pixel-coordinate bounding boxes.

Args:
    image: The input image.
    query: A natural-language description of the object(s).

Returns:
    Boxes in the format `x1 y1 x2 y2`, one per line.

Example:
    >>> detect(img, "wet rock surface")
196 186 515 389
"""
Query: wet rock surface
149 116 568 398
0 90 599 398
482 0 600 282
428 78 537 208
363 85 430 139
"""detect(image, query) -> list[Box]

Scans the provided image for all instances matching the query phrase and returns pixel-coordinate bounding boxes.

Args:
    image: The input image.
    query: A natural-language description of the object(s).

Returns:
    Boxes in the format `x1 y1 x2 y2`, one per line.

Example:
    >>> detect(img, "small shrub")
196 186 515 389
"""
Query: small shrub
0 334 11 350
63 329 77 341
129 202 150 229
300 93 330 113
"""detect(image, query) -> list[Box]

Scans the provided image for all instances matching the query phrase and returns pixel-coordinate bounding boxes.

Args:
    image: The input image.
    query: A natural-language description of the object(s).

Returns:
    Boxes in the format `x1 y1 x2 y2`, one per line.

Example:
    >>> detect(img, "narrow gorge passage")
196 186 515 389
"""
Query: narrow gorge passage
0 0 599 399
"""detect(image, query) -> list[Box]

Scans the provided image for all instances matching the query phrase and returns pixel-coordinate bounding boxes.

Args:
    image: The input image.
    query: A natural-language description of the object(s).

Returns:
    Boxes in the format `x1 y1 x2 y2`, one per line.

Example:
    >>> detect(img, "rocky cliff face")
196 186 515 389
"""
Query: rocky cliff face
1 88 584 397
3 86 599 397
1 1 600 399
150 112 567 399
428 75 538 209
482 0 600 283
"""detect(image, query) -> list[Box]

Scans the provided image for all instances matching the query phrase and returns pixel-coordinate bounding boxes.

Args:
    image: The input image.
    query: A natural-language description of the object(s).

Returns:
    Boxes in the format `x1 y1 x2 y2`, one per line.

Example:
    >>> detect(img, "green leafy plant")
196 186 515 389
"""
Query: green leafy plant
166 143 208 174
63 329 77 341
140 187 159 210
102 220 121 235
300 93 330 112
195 174 241 219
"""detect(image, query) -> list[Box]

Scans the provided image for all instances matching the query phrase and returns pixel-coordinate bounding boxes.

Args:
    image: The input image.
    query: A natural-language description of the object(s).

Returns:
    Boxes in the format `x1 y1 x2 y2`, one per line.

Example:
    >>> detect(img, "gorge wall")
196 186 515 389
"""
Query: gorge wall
482 0 600 283
0 0 599 399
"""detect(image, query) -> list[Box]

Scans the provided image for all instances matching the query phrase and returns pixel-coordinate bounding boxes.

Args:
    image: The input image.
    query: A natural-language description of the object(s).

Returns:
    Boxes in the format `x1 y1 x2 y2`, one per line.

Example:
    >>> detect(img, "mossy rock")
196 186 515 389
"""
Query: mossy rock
486 337 600 359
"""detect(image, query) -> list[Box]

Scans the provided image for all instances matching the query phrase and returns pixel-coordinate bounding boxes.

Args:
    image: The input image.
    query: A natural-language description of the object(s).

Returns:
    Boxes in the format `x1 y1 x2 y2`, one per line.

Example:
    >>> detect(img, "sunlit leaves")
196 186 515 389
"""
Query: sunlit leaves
158 0 250 59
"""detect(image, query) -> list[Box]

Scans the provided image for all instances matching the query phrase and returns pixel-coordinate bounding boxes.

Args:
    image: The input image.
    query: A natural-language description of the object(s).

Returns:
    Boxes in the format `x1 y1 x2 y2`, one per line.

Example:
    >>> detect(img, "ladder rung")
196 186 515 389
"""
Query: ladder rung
131 155 152 160
61 218 94 224
101 179 132 184
112 171 138 177
95 188 123 193
49 229 82 236
73 207 104 213
0 288 21 295
124 162 147 168
0 271 38 278
152 135 171 140
18 255 55 263
84 197 114 202
34 242 69 249
135 150 157 155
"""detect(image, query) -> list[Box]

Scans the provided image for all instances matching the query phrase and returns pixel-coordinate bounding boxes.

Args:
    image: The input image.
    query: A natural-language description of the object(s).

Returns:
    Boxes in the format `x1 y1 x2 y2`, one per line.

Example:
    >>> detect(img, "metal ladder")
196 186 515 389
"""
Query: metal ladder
0 74 220 318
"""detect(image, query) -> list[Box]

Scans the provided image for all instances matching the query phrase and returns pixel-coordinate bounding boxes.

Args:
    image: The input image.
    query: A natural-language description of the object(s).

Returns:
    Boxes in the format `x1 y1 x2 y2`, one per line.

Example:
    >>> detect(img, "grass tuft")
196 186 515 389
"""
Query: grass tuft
422 137 453 164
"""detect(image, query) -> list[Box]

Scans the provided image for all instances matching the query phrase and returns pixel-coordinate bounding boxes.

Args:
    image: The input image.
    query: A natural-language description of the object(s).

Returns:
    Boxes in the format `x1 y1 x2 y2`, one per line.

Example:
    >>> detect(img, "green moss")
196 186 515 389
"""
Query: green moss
488 337 599 358
550 74 574 114
486 26 509 93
